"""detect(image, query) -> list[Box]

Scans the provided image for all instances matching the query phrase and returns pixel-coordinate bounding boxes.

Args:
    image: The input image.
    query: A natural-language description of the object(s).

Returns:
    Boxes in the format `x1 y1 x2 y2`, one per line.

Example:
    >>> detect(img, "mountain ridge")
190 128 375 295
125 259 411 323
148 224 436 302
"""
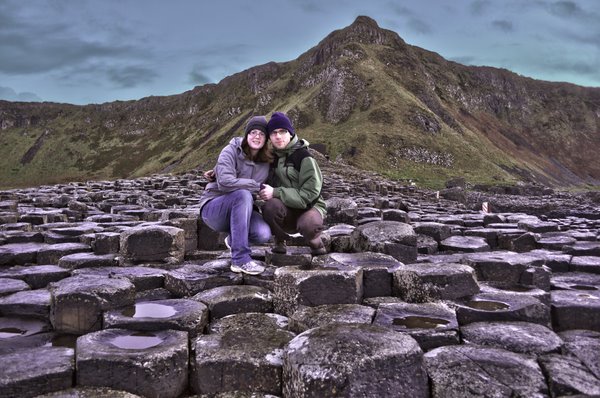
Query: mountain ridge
1 16 599 189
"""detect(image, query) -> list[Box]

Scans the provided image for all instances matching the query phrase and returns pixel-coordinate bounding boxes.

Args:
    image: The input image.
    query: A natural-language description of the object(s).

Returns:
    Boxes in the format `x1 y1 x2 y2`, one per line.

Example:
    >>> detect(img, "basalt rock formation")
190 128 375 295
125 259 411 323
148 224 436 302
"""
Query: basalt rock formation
1 16 599 189
1 157 600 397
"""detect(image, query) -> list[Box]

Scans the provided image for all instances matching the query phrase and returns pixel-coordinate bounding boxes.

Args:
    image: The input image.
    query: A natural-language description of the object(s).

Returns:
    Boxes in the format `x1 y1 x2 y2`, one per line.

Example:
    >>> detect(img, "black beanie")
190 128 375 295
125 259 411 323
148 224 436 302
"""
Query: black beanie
245 116 268 135
267 112 295 137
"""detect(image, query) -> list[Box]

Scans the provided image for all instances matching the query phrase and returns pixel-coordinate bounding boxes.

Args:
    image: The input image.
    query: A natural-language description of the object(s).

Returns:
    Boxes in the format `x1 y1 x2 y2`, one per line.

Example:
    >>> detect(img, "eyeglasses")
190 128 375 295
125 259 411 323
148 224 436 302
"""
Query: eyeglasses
248 130 266 137
269 129 289 136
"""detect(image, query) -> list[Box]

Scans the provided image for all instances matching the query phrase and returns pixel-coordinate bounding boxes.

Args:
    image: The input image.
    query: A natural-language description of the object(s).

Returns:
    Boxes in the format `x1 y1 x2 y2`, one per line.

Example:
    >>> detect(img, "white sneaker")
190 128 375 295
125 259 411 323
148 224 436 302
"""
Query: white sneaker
224 235 231 250
230 260 265 275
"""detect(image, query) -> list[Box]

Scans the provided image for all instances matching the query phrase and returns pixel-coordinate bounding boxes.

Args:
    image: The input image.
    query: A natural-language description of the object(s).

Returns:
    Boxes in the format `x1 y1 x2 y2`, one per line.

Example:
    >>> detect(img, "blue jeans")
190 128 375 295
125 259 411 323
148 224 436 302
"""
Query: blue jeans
201 190 271 265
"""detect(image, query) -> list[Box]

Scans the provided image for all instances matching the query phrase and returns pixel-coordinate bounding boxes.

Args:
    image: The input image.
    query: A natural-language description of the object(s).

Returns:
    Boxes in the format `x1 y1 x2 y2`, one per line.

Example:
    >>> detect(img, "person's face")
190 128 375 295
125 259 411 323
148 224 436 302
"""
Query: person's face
247 129 266 151
269 128 291 149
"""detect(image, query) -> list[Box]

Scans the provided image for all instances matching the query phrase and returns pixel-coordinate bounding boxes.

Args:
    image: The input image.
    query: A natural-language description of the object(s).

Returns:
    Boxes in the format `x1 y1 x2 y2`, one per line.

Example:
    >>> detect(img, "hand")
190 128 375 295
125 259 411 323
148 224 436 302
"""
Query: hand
259 184 274 200
203 169 216 182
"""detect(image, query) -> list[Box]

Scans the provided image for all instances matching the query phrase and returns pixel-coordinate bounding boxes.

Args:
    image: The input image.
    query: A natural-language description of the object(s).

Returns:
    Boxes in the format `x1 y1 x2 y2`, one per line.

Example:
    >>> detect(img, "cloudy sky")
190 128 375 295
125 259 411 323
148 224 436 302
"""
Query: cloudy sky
1 0 598 105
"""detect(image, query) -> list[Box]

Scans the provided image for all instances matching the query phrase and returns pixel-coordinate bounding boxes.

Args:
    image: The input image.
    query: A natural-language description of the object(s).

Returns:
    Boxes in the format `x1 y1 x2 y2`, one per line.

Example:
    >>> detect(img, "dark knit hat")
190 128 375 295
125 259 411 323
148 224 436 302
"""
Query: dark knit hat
245 116 268 135
267 112 295 137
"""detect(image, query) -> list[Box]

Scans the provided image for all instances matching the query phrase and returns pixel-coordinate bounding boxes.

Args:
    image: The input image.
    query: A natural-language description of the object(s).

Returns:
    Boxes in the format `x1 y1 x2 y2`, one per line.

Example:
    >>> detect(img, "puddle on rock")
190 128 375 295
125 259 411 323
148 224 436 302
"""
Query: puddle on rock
466 300 510 311
571 285 598 291
121 302 177 318
577 293 598 299
0 327 26 339
393 316 450 329
110 331 163 349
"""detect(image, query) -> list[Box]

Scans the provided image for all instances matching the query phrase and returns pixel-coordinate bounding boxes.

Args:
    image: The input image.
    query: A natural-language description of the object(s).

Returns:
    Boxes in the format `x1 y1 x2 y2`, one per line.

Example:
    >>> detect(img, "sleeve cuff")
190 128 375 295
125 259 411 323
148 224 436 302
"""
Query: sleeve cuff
273 187 281 198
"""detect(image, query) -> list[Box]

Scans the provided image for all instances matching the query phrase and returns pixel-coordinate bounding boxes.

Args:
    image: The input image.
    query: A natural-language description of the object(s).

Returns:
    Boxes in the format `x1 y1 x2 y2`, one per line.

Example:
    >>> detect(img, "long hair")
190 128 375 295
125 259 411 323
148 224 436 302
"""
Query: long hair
242 135 273 163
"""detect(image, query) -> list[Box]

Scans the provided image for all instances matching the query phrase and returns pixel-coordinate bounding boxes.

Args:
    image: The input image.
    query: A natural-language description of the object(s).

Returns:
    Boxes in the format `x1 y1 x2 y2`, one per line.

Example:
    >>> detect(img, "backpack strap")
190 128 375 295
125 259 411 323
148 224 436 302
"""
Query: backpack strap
286 147 322 209
284 147 312 172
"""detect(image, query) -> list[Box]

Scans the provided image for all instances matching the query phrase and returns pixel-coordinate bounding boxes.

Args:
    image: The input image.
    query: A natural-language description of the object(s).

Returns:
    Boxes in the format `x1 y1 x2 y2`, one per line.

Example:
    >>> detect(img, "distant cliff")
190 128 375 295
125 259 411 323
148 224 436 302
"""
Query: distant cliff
1 16 599 189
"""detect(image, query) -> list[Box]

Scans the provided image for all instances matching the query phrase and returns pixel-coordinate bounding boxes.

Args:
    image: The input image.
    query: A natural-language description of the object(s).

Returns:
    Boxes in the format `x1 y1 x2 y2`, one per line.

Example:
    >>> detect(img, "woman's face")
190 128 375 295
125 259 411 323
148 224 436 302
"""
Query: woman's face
247 129 267 151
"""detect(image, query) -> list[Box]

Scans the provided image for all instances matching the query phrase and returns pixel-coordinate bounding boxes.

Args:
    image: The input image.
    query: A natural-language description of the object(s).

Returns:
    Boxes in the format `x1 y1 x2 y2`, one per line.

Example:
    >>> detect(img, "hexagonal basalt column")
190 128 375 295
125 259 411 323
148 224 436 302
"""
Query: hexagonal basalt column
461 321 563 355
266 246 313 268
454 291 550 327
76 329 188 398
32 386 143 397
0 265 70 289
0 316 52 354
49 276 135 334
311 252 403 298
0 346 74 398
551 290 600 332
192 285 273 320
350 221 418 263
273 265 363 316
463 251 544 286
0 288 51 319
425 345 548 397
72 266 167 291
164 260 242 297
103 299 209 338
440 235 490 253
289 304 375 333
373 302 459 351
0 277 30 297
37 243 92 265
191 313 295 395
393 262 479 303
119 225 185 265
283 323 429 397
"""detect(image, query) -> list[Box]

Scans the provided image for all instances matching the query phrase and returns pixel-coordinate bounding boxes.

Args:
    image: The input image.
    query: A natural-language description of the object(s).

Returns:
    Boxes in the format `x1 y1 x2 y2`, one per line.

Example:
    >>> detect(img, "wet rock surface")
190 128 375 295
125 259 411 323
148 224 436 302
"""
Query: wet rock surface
425 344 548 397
77 328 189 398
283 323 429 397
0 346 74 398
0 170 599 396
192 312 295 395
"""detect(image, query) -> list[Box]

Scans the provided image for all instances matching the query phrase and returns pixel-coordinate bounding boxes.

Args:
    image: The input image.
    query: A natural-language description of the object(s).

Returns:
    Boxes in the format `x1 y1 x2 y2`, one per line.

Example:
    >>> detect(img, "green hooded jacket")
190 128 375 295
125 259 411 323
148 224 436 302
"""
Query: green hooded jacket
271 136 327 218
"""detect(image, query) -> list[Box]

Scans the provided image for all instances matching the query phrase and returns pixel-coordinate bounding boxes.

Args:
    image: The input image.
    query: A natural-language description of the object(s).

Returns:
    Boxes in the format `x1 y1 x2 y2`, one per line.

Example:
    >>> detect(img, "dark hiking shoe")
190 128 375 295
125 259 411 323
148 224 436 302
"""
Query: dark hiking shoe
272 240 287 254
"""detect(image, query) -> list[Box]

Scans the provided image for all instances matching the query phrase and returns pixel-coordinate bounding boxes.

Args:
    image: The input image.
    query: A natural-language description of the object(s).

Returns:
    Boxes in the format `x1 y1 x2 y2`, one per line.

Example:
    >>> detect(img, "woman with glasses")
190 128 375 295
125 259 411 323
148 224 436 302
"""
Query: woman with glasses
198 116 272 275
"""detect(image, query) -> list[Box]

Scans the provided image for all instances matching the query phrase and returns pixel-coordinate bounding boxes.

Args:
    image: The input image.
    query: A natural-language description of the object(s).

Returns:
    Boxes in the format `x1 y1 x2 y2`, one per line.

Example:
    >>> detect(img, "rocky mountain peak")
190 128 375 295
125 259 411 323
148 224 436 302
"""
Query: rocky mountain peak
303 15 404 67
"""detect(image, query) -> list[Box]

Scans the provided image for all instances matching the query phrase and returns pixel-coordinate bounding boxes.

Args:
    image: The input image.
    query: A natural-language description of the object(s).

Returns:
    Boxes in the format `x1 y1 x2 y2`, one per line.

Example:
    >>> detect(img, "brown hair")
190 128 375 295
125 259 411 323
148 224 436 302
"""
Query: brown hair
242 135 273 163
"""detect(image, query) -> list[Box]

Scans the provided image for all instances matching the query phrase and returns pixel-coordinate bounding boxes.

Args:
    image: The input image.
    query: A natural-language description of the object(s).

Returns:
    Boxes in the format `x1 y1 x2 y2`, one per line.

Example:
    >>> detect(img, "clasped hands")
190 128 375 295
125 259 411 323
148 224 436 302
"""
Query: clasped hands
203 169 273 200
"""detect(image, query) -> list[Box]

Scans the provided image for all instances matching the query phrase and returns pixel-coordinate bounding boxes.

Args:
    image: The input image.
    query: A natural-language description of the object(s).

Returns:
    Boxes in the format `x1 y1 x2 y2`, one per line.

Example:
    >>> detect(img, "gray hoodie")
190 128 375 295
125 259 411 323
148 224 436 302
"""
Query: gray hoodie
198 137 270 210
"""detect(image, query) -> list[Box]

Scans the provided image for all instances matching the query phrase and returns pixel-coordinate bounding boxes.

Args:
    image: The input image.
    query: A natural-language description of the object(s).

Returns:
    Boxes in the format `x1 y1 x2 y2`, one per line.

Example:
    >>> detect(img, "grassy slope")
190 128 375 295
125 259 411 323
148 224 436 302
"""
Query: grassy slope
1 26 597 190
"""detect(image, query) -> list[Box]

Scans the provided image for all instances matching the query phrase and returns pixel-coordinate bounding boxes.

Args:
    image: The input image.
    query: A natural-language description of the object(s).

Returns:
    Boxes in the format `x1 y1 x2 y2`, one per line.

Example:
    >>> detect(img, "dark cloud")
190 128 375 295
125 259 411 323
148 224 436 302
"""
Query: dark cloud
407 18 432 34
544 59 600 81
189 68 213 85
107 66 159 88
0 86 42 102
492 20 514 32
548 1 579 17
470 0 492 15
287 0 328 13
0 1 152 75
388 4 413 16
386 3 431 34
53 62 158 90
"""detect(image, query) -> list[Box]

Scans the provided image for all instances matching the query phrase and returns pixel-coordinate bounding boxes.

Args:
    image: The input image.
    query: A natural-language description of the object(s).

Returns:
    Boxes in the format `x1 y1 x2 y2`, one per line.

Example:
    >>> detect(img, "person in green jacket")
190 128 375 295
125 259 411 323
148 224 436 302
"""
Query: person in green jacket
258 112 327 256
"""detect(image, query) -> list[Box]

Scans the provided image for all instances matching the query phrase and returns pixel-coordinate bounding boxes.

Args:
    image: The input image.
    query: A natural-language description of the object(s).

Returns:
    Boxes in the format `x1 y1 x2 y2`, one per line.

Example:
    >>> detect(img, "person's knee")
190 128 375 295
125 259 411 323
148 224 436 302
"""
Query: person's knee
297 211 323 239
230 189 253 203
253 224 272 244
262 199 286 221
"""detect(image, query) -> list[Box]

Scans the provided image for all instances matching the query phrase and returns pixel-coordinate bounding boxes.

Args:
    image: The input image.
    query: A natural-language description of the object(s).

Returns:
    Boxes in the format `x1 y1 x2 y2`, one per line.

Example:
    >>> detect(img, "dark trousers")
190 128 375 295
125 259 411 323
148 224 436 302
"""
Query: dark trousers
262 198 324 249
